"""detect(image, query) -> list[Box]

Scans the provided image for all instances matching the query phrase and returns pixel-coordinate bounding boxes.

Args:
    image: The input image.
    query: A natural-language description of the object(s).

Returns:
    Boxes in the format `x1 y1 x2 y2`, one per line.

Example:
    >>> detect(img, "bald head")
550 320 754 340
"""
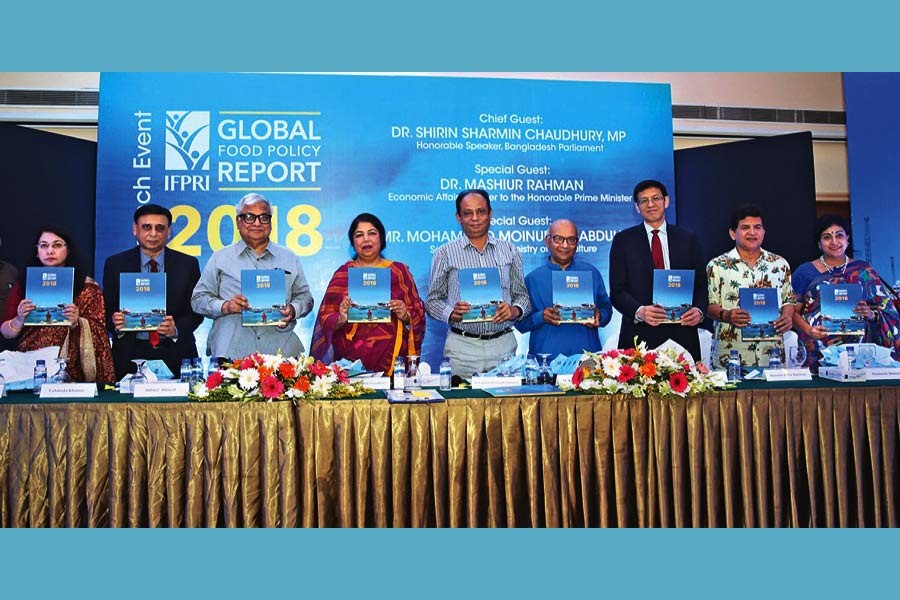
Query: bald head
546 219 579 268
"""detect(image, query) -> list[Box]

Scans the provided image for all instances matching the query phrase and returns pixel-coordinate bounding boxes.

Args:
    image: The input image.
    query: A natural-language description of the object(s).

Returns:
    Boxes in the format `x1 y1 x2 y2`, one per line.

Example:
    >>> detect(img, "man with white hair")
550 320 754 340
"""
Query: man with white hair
191 193 313 360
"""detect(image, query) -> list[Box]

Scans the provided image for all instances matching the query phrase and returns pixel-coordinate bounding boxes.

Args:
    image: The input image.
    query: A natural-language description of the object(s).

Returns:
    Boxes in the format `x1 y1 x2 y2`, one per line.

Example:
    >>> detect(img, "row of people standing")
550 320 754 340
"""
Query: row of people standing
2 185 898 384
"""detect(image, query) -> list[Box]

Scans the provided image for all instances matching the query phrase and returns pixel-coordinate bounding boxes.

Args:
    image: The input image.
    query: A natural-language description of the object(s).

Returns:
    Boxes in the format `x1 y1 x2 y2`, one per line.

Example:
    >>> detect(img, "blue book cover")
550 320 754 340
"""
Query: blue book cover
552 271 595 324
819 282 865 335
653 269 694 323
241 269 286 327
739 287 780 341
119 272 166 331
348 267 391 323
458 267 501 322
24 267 74 326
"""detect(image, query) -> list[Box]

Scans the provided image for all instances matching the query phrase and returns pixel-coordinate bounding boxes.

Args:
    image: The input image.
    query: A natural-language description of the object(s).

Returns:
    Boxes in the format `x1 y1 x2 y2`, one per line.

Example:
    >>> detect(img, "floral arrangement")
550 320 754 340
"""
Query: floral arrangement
189 353 371 403
559 340 730 397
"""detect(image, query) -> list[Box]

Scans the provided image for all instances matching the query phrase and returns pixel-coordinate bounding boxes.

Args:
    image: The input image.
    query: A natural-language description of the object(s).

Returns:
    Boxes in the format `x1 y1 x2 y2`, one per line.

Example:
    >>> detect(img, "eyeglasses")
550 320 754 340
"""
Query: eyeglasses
237 213 273 224
37 241 67 251
820 231 848 242
637 195 665 206
139 224 169 233
550 235 578 246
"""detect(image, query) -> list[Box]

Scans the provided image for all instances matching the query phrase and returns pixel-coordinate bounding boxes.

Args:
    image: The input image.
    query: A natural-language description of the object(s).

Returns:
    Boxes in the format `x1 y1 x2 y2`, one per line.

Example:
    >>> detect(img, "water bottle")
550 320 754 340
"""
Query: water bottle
33 359 48 394
845 346 856 369
180 359 193 383
439 357 452 391
767 347 783 370
192 357 203 383
393 356 406 390
727 350 742 383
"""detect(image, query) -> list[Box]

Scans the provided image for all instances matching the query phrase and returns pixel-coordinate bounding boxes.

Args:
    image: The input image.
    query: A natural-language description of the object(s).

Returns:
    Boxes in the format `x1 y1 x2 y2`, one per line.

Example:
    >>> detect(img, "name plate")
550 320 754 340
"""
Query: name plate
863 367 900 380
40 383 98 398
349 376 391 390
818 367 867 382
471 376 522 389
764 368 812 382
133 382 190 397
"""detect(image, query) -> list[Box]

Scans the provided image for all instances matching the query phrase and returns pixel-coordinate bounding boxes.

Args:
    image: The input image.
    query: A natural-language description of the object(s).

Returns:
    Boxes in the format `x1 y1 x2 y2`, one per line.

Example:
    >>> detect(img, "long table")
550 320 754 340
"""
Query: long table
1 383 897 527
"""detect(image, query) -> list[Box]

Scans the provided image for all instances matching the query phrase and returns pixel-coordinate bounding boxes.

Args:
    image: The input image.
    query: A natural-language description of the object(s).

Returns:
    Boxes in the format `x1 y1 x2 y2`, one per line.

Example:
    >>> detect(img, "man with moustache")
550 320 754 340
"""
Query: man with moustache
426 189 530 377
608 179 708 361
516 218 612 356
103 204 203 379
191 193 313 361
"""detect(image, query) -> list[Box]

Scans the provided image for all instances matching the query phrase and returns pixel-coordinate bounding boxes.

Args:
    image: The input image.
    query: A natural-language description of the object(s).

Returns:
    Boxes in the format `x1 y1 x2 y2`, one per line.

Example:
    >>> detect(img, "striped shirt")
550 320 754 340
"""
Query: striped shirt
426 234 530 335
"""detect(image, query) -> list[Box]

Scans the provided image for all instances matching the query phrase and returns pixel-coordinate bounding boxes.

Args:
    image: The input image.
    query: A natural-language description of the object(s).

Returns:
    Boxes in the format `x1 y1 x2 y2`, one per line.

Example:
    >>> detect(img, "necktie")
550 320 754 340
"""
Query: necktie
148 259 160 347
651 229 665 269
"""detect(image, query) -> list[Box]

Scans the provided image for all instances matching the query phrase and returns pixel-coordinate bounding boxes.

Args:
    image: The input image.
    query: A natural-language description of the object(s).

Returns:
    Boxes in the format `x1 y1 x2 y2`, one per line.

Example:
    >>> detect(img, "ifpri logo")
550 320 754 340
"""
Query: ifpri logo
164 111 210 192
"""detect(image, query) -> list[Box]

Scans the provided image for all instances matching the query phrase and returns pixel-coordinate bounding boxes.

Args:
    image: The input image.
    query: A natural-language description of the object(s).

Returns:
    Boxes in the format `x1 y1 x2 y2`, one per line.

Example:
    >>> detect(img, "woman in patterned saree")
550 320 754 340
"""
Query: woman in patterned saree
311 213 425 375
0 225 115 383
792 214 900 370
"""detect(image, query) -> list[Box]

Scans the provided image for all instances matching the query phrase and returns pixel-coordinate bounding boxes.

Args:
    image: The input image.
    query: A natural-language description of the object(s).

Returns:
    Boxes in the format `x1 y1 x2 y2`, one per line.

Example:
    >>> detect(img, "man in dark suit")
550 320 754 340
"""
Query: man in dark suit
103 204 203 380
608 179 708 361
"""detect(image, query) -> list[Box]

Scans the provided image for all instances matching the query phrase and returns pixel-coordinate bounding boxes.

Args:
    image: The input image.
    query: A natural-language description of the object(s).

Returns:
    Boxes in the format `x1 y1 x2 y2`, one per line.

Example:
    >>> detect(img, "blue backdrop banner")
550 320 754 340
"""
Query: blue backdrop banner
844 72 900 288
96 73 674 366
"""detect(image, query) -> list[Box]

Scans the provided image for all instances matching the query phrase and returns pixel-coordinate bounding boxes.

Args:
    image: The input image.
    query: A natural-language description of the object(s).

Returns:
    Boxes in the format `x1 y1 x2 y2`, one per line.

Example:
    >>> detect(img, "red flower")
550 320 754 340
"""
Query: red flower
278 362 296 379
617 363 637 383
293 376 310 392
622 348 635 357
240 358 255 370
309 361 328 377
572 365 587 387
643 352 657 363
205 370 224 390
260 375 285 399
669 372 688 394
604 349 619 359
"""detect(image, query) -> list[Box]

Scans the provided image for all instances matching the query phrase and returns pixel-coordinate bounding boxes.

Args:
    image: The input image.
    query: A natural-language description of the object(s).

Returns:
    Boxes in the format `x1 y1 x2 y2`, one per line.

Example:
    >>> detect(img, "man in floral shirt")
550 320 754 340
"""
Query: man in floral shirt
707 204 796 368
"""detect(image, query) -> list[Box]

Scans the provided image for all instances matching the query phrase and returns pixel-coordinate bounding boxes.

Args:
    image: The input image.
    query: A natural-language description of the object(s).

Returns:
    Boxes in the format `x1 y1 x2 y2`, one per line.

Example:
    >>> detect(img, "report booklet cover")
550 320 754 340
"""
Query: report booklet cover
458 267 501 322
24 267 74 326
241 269 286 327
119 272 166 331
653 269 694 324
552 271 595 324
348 267 391 323
739 287 780 341
819 282 865 335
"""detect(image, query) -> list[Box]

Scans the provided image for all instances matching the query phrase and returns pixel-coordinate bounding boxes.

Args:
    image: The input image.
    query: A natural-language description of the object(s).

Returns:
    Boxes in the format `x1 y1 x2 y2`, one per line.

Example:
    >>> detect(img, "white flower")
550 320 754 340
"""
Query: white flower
285 387 300 399
238 368 260 390
192 382 209 398
223 367 240 380
655 351 680 370
580 379 602 390
262 354 282 370
311 376 332 396
601 356 621 378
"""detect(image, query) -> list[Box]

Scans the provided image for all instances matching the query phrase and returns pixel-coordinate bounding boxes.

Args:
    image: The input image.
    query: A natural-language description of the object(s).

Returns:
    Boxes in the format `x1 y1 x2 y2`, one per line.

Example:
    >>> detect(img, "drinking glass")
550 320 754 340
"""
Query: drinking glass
858 345 876 368
524 354 540 385
51 357 71 383
788 346 807 369
538 353 552 384
131 359 148 388
498 352 514 377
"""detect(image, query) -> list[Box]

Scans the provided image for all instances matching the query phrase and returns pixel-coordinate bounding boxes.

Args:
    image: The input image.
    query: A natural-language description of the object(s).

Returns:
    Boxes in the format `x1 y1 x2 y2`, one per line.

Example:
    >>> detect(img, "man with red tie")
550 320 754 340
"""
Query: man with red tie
608 179 708 361
103 204 203 380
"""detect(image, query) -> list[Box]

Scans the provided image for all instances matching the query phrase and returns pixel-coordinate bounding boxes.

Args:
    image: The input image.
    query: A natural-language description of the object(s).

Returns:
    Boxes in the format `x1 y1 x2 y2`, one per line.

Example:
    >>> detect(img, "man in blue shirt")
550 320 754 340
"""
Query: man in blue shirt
516 219 612 356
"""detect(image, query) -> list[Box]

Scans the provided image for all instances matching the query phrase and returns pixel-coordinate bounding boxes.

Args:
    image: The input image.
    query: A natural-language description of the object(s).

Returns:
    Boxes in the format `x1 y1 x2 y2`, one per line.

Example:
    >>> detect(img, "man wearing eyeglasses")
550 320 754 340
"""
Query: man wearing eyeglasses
516 219 612 356
102 203 204 379
608 179 708 361
426 189 530 377
191 193 313 361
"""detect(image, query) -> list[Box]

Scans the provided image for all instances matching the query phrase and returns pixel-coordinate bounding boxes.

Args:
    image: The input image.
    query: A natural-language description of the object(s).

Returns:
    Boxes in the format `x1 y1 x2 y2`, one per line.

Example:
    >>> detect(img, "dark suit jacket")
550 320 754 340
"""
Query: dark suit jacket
103 246 203 380
608 223 708 361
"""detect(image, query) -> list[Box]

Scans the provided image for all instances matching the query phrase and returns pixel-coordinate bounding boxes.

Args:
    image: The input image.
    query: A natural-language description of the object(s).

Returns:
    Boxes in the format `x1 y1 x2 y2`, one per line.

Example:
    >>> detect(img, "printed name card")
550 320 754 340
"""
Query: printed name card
471 375 522 389
39 383 99 398
763 368 812 382
349 376 391 390
133 382 191 397
862 367 900 380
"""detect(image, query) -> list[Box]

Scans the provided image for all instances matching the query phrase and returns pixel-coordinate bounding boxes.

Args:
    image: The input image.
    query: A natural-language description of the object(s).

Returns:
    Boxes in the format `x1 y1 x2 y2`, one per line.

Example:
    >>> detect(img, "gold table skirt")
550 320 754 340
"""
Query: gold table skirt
1 388 897 527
